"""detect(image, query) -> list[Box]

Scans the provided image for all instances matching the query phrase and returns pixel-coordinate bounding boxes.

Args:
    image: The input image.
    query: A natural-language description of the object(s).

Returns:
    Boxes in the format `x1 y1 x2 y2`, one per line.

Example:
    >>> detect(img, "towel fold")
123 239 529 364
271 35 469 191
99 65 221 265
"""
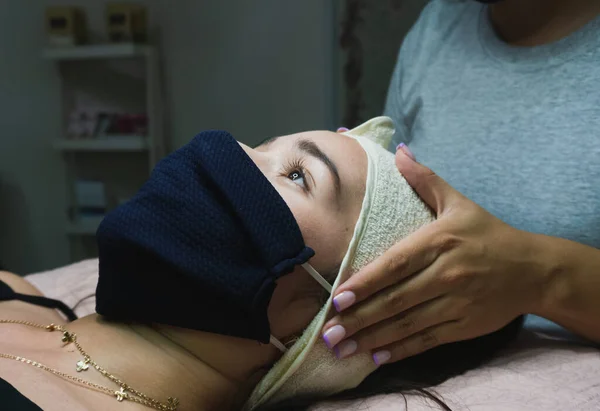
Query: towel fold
244 117 435 410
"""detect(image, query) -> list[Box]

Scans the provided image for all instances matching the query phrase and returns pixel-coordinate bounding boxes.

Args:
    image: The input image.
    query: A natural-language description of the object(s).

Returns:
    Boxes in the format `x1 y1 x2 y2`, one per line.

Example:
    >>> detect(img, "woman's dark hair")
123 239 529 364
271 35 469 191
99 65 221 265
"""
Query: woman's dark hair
261 316 524 411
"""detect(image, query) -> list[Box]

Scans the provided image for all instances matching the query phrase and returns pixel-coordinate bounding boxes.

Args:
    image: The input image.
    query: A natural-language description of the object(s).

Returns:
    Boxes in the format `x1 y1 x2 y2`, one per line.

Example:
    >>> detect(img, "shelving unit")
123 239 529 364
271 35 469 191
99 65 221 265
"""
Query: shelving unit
52 135 149 151
65 215 105 235
46 43 165 262
43 43 151 60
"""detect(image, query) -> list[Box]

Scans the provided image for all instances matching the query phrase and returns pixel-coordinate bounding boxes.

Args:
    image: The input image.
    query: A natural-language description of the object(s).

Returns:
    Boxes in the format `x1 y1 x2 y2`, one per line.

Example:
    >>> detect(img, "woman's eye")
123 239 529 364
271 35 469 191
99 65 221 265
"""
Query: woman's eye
288 170 306 187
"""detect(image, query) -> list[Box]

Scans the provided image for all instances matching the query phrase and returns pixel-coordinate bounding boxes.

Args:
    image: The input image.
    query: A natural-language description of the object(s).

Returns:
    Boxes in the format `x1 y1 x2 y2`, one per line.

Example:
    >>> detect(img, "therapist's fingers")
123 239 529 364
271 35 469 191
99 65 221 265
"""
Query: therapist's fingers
332 220 445 309
395 148 464 215
372 320 461 365
396 143 416 161
332 296 456 358
324 256 449 337
337 127 349 133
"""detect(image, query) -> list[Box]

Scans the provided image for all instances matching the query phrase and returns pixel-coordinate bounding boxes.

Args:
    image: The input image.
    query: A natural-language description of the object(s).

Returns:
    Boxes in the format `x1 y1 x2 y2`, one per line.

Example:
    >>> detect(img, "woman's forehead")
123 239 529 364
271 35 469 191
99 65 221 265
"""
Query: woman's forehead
302 131 367 197
258 130 350 149
266 130 362 156
256 130 367 196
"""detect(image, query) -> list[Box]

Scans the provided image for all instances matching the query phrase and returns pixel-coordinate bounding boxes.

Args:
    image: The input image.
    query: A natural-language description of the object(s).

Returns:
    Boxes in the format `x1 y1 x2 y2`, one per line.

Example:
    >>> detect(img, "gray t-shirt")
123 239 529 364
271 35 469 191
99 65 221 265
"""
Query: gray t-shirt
385 0 600 340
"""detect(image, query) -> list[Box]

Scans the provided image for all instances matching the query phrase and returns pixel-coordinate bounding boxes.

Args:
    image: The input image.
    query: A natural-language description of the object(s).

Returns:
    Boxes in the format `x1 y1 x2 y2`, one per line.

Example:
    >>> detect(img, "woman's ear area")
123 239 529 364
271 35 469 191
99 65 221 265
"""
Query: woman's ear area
268 265 328 342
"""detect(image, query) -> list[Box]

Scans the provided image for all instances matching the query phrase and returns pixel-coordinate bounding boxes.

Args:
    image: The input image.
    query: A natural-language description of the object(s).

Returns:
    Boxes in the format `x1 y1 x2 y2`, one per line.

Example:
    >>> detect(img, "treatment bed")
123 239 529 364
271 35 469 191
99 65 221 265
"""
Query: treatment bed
25 260 600 411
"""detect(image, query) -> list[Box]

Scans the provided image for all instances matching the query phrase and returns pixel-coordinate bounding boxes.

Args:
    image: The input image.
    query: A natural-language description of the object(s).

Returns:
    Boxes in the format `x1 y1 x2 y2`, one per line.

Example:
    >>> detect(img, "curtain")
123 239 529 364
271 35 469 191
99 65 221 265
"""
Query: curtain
339 0 429 127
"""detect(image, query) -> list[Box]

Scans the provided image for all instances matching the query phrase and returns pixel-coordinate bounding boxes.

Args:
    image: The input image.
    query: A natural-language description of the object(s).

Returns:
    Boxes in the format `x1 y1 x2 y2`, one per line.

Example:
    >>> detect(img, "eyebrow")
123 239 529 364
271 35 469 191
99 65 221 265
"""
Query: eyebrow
256 135 342 196
296 139 341 196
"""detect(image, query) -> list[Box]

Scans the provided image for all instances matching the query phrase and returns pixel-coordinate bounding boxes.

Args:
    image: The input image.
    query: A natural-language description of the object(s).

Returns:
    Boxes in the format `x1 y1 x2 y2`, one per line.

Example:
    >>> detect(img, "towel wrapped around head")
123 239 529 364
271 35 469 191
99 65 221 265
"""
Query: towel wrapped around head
244 116 435 410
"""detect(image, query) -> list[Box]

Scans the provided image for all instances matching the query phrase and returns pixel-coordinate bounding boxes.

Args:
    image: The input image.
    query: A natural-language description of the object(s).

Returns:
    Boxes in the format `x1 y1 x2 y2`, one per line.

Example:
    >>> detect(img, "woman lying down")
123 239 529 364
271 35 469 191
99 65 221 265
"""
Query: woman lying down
0 117 522 411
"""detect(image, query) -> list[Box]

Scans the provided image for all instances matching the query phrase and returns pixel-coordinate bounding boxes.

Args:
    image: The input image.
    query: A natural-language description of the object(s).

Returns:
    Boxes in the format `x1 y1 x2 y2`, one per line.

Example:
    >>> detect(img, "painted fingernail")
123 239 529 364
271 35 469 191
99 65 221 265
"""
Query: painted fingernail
337 127 349 132
334 340 357 359
322 325 346 349
372 350 391 365
397 142 416 161
333 291 356 312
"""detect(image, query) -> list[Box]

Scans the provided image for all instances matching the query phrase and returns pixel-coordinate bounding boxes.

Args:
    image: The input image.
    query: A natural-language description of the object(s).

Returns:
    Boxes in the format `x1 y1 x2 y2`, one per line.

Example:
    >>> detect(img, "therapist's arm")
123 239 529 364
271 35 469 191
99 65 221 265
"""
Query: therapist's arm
533 234 600 342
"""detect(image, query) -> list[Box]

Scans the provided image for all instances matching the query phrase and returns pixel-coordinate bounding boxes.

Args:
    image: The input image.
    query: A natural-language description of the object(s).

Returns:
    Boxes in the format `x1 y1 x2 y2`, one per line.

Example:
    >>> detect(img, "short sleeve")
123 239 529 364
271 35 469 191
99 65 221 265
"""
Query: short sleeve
383 0 445 151
383 9 425 151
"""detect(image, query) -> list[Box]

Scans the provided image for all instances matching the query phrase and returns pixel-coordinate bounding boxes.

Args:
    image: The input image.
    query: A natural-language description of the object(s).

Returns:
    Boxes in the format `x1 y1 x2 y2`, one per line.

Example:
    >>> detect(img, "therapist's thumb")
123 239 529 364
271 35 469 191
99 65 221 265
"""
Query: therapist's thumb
395 147 461 214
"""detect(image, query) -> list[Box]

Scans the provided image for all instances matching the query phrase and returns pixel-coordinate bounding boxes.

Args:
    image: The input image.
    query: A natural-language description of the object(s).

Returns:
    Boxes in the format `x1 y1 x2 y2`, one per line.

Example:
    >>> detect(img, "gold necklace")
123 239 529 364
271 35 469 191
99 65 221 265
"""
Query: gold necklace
0 319 179 411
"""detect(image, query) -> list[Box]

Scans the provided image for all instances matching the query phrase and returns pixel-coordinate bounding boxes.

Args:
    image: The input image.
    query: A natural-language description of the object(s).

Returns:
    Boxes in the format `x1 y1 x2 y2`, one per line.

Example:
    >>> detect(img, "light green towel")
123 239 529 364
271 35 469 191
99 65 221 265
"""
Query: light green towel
244 117 435 410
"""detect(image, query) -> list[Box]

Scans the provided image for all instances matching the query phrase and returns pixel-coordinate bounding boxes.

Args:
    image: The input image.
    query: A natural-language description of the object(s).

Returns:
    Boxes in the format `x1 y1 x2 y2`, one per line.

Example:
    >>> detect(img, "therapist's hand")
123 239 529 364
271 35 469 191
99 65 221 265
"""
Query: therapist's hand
321 147 549 364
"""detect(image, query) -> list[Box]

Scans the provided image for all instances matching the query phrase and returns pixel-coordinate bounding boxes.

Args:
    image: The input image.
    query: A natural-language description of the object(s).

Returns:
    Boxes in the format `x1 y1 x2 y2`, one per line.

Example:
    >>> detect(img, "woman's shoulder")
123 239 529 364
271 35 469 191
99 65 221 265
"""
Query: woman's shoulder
1 271 45 296
0 271 66 325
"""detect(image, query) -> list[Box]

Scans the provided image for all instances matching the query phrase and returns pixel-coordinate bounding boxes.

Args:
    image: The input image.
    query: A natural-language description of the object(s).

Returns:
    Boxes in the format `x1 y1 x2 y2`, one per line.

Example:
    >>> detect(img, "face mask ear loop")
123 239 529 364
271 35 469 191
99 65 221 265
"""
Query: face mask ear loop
269 335 288 353
301 263 332 294
269 264 330 354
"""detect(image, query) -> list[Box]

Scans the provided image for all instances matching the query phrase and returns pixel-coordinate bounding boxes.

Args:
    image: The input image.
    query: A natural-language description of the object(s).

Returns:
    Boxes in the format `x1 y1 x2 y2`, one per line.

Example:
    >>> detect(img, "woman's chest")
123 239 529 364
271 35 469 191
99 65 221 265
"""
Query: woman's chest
0 353 147 411
0 323 145 411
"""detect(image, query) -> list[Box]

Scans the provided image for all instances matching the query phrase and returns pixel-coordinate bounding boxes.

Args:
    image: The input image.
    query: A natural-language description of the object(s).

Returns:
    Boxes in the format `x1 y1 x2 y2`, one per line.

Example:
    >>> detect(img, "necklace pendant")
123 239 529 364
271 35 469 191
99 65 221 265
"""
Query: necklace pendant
76 359 90 372
115 387 128 402
167 397 180 409
61 331 74 343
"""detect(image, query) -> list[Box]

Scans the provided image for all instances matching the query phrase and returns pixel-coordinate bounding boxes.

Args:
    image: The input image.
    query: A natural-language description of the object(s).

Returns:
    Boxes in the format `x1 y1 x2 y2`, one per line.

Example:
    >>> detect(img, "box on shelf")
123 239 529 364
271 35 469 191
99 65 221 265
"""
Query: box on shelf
45 6 87 47
66 110 148 139
106 3 147 43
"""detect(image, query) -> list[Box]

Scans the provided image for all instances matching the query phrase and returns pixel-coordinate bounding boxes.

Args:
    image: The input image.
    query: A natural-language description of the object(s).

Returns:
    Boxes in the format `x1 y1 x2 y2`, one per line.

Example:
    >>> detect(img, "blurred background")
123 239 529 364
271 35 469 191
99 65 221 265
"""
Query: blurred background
0 0 427 274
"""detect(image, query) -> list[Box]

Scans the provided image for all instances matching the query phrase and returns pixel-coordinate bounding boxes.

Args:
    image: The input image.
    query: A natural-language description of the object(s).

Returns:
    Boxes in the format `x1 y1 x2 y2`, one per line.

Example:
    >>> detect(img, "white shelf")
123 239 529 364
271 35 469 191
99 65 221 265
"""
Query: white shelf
43 44 151 60
53 136 149 151
66 216 104 235
46 40 164 262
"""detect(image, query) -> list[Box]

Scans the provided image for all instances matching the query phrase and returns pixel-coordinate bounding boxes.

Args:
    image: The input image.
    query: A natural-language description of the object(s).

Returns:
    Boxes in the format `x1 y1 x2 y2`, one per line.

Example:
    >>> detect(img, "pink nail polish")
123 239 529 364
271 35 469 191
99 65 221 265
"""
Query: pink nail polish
397 143 416 161
373 350 391 365
333 291 356 312
334 340 357 359
337 127 349 132
322 325 346 349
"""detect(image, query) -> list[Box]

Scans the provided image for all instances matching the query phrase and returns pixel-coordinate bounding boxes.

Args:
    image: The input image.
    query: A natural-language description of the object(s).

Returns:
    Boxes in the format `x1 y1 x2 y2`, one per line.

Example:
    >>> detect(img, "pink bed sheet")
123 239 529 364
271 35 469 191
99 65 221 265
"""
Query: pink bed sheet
25 260 600 411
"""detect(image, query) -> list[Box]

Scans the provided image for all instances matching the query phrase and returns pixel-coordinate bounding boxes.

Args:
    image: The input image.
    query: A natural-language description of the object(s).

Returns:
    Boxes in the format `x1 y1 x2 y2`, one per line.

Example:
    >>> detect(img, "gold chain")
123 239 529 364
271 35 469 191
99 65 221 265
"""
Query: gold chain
0 319 179 410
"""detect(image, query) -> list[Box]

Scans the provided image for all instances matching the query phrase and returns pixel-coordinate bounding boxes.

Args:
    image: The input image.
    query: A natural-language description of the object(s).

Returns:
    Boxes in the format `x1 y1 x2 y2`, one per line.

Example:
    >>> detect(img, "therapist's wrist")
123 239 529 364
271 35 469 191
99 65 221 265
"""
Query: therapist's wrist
527 232 571 319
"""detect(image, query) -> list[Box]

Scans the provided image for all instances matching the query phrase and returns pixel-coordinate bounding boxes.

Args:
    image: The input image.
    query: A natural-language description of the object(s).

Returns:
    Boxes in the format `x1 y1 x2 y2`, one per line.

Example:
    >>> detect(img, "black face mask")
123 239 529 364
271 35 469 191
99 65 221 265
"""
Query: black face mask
95 130 316 343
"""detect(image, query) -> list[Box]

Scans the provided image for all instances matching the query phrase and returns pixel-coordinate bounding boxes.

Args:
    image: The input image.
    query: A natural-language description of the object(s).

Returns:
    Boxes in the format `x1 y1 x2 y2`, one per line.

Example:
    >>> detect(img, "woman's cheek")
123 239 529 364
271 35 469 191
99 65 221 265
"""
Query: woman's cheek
284 195 344 271
294 208 333 266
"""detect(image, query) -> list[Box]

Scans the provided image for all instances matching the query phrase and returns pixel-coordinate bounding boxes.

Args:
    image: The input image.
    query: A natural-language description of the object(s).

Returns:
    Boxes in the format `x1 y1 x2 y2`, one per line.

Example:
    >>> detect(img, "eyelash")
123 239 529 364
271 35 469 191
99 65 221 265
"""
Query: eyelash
280 157 310 192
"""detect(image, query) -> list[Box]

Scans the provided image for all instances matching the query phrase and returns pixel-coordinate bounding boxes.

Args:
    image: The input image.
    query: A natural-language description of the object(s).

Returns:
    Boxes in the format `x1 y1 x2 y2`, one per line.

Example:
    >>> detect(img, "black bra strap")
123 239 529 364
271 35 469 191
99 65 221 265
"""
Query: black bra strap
0 280 78 322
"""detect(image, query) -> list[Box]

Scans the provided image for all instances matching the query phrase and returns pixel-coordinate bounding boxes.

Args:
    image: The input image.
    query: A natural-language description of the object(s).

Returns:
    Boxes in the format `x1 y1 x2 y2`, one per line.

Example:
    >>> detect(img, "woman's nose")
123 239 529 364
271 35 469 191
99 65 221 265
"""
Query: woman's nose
238 142 256 161
238 142 271 171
